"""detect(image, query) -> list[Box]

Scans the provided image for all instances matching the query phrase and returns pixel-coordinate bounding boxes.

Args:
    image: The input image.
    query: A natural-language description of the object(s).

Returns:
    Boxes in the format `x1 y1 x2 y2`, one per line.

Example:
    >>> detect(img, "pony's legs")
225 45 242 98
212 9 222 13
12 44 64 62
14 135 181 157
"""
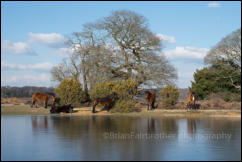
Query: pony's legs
44 100 47 109
187 102 192 111
106 105 112 112
92 103 97 113
151 101 155 110
31 100 35 108
32 100 38 108
69 107 73 113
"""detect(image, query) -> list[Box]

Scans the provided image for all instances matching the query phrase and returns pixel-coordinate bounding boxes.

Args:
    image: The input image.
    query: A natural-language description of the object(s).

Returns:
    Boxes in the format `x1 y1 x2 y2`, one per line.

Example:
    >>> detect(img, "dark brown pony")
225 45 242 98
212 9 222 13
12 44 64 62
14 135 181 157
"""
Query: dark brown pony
92 92 118 113
31 92 55 109
50 104 73 114
145 91 156 110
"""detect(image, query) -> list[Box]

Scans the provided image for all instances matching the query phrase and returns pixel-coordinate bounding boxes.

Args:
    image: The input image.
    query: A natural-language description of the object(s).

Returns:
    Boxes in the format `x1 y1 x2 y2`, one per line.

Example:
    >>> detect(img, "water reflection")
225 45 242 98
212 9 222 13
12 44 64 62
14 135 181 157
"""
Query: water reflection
187 118 196 135
31 116 50 132
147 117 156 134
1 115 241 161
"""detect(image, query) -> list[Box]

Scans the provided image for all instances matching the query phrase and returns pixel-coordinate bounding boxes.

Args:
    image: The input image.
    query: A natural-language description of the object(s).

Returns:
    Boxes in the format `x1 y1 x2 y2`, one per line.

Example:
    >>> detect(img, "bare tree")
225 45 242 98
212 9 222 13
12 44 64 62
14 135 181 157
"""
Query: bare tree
50 58 74 82
96 10 177 87
204 28 241 90
51 23 114 94
51 10 177 95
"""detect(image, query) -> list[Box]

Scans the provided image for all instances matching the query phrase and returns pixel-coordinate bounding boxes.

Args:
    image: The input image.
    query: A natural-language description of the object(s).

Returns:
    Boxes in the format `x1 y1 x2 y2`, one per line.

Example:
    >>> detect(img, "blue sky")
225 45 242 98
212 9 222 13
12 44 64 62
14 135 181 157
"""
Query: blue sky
1 1 241 88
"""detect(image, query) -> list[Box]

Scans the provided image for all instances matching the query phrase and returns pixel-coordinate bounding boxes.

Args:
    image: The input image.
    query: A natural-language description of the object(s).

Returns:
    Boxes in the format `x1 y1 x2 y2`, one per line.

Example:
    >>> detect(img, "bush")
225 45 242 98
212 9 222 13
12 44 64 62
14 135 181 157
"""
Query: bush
159 85 179 107
207 93 226 108
90 80 138 100
55 78 86 107
217 92 241 102
90 80 138 113
206 92 241 102
110 99 135 113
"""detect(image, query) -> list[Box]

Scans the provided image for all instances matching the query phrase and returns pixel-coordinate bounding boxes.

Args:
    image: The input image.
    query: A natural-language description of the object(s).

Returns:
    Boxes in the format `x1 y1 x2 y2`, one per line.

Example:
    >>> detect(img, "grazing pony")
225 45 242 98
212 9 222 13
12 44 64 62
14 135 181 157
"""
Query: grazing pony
92 92 118 113
186 92 196 109
145 91 156 110
31 92 55 108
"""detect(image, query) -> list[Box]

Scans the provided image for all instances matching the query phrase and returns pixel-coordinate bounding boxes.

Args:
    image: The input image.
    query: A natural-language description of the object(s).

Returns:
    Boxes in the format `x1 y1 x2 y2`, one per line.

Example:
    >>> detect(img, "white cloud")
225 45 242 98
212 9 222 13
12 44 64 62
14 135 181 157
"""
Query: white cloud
156 34 176 43
163 46 209 60
28 32 68 48
208 2 221 8
54 47 73 57
2 40 37 55
2 73 50 86
1 61 54 71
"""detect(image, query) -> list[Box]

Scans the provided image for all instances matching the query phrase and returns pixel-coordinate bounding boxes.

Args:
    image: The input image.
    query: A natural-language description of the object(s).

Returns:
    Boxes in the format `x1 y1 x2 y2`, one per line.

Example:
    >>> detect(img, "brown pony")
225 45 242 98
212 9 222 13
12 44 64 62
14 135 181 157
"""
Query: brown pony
92 92 118 113
186 92 196 109
145 91 156 110
31 92 55 109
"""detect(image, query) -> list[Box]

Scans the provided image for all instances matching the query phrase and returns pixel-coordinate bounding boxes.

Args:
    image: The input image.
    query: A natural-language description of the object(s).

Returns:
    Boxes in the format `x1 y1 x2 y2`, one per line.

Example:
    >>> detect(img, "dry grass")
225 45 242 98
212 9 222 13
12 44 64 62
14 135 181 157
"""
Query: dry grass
153 98 241 110
197 98 241 110
1 97 31 105
1 104 50 115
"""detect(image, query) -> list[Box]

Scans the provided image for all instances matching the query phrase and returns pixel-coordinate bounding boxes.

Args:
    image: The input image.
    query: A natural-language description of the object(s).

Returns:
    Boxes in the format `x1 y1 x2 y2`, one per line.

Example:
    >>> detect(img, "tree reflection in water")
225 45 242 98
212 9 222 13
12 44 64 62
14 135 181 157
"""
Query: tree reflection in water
187 118 197 135
29 115 240 160
31 116 49 133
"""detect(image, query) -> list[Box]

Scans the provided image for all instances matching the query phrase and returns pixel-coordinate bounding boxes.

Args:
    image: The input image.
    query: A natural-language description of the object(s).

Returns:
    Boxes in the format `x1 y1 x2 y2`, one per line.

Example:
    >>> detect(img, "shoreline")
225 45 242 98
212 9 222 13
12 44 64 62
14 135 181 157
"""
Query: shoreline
1 104 241 118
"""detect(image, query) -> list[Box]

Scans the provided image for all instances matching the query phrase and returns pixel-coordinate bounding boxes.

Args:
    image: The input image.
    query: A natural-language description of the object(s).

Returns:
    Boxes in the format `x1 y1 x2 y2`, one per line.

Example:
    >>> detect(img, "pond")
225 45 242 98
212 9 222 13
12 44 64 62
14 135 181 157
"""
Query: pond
1 115 241 161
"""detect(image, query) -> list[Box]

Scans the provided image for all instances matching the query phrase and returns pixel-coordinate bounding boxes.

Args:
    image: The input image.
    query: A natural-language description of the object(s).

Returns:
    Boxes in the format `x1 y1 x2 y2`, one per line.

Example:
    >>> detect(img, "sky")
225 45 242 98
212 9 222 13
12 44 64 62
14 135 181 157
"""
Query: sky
1 1 241 88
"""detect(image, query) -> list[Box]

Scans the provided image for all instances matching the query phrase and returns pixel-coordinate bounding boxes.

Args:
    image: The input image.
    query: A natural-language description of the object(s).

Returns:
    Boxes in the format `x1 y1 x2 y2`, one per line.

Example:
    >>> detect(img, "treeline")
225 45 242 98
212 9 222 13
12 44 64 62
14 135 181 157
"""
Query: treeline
1 86 55 98
1 85 189 100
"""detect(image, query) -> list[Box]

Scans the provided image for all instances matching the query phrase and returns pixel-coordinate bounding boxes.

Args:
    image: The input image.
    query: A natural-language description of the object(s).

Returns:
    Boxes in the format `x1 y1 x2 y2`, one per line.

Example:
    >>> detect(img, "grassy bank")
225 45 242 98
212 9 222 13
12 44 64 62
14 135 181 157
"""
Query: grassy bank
1 104 241 117
1 104 50 115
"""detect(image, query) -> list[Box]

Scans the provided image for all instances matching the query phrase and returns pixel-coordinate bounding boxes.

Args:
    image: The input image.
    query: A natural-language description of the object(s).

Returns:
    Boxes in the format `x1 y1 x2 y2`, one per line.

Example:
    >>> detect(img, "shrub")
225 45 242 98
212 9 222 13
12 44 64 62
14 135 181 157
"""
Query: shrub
90 80 138 100
90 80 138 113
208 94 226 108
217 92 241 102
110 99 135 113
159 85 179 107
55 78 86 107
206 92 241 102
90 81 116 100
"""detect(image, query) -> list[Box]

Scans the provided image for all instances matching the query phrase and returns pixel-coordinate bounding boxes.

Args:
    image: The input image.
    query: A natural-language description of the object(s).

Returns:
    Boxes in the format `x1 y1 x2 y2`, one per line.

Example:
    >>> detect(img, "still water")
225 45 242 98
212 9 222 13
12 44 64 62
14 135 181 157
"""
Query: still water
1 115 241 161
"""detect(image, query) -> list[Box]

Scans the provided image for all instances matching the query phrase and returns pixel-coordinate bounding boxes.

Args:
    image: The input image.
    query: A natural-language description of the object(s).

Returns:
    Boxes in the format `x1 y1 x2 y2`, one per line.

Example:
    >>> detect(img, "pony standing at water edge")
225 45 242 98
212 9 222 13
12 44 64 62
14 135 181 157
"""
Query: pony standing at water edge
145 91 156 110
31 92 55 108
186 92 198 110
186 92 196 105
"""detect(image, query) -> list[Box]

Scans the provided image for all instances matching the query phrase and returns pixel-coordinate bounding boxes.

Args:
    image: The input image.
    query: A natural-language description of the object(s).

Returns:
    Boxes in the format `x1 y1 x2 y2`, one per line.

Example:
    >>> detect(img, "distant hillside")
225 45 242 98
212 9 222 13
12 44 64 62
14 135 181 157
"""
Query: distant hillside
1 86 55 98
178 88 189 100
